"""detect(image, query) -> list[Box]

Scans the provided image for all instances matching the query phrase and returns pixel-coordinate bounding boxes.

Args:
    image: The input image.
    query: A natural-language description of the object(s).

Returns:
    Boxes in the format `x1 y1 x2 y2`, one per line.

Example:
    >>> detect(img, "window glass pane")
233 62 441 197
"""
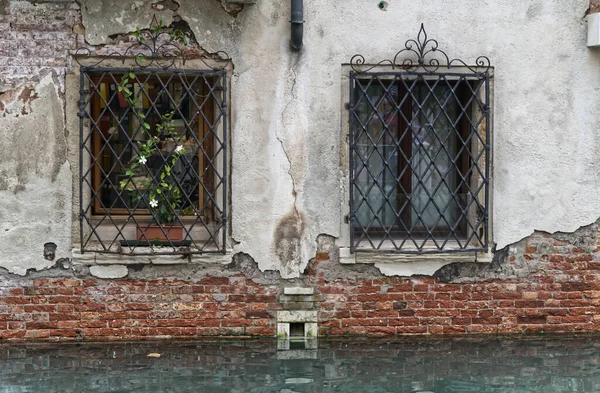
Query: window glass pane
89 74 211 215
354 83 398 231
410 84 458 233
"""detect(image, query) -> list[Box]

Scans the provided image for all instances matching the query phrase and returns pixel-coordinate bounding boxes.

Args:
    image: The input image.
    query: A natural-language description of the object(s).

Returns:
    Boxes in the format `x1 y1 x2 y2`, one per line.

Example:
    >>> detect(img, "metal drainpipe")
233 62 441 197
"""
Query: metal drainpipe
290 0 303 51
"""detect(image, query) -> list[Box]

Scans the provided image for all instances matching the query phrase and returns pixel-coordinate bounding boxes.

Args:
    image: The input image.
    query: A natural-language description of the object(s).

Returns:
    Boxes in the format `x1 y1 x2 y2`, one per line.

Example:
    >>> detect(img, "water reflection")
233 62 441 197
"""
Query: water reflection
0 336 599 392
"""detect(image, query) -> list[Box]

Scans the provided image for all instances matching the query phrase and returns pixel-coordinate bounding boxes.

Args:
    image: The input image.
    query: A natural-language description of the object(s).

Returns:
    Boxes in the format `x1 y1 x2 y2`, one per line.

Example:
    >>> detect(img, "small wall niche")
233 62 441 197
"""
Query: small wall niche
289 322 305 337
276 310 318 340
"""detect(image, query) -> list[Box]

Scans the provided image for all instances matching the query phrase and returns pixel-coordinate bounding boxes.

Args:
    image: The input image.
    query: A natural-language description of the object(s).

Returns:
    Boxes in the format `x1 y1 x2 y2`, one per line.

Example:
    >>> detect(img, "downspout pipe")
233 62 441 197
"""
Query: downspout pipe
290 0 303 51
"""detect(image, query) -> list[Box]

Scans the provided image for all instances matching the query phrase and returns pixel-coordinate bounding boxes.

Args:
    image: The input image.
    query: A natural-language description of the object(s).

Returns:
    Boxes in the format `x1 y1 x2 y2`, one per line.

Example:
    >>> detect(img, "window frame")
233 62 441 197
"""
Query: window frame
349 69 491 254
75 60 231 257
340 65 494 264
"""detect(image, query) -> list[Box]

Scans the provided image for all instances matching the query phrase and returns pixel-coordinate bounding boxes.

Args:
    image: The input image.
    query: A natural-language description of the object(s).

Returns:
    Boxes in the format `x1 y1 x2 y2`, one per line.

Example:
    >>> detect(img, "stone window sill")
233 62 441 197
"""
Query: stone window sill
339 247 492 265
338 247 492 276
71 248 233 266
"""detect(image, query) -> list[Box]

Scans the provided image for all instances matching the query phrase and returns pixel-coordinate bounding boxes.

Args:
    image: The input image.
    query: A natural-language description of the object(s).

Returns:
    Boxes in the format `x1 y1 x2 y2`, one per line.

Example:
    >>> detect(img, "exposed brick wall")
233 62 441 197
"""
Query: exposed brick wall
591 0 600 14
0 1 80 91
0 275 280 340
2 229 600 341
311 234 600 337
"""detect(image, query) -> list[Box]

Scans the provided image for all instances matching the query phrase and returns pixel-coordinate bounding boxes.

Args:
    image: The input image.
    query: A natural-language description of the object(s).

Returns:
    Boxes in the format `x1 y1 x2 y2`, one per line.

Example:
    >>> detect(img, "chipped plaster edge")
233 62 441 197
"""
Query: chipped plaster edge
89 264 128 279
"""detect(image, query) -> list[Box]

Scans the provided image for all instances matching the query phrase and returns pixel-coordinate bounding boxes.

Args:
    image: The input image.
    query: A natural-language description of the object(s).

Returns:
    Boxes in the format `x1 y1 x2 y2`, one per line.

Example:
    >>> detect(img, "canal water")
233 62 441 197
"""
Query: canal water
0 336 599 392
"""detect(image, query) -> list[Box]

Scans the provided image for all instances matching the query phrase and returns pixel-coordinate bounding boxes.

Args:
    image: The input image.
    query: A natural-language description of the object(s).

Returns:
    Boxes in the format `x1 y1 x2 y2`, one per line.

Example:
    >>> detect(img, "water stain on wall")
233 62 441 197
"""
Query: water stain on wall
274 210 306 277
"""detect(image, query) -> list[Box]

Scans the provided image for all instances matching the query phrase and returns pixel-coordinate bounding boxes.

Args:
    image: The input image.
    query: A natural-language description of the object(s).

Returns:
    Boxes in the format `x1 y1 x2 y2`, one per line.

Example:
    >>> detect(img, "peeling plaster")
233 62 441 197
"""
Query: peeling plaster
89 265 129 279
4 0 600 279
0 85 39 117
0 72 72 275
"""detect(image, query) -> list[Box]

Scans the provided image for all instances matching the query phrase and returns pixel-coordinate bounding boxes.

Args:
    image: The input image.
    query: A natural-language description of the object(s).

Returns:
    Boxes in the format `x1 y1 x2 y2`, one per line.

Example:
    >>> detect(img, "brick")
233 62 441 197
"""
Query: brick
342 318 387 327
562 282 598 291
562 315 591 323
58 320 106 329
221 310 246 319
366 326 395 336
420 317 452 326
366 310 398 318
443 326 467 334
490 292 521 300
319 285 348 294
514 300 545 308
1 297 29 304
347 326 367 335
24 287 55 296
221 319 251 327
525 246 538 254
468 325 498 334
246 310 271 319
47 296 80 304
392 301 407 310
25 321 58 330
49 313 79 321
245 327 275 336
516 316 547 324
7 321 24 329
198 277 229 285
396 326 428 334
24 304 56 313
388 318 419 326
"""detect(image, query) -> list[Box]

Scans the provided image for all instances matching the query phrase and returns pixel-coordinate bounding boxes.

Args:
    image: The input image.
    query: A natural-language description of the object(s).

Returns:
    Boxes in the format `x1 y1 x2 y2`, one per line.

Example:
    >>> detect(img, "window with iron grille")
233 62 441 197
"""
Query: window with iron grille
78 67 227 255
348 25 491 254
75 18 229 256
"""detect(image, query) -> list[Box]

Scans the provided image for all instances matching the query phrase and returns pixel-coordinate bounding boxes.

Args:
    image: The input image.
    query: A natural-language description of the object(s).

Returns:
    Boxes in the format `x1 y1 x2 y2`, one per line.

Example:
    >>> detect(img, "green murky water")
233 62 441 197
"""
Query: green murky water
1 336 599 392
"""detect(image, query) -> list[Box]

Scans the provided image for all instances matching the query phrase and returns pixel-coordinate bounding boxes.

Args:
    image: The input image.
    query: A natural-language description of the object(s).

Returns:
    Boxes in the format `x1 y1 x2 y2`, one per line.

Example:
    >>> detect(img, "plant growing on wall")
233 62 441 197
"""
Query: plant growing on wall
118 72 187 225
117 20 190 226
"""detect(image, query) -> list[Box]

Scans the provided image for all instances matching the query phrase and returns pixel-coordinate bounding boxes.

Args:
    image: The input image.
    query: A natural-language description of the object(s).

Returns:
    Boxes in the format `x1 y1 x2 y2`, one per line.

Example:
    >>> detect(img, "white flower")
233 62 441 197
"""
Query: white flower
149 199 158 208
138 156 147 165
175 145 184 154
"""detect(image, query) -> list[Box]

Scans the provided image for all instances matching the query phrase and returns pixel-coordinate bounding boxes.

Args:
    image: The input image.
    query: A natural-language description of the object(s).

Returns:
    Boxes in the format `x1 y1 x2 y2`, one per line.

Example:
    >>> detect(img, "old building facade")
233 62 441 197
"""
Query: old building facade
1 0 600 340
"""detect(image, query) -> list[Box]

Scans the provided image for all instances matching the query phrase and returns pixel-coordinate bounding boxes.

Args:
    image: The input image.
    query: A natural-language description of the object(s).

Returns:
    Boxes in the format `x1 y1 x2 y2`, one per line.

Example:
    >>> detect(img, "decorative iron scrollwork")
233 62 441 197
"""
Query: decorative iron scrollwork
350 24 491 74
74 15 230 70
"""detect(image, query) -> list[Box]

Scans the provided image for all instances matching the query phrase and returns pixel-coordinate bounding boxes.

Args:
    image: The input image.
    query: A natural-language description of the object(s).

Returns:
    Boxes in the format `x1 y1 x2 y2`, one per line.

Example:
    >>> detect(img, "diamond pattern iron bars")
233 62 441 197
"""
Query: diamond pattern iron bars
79 68 228 255
348 26 491 254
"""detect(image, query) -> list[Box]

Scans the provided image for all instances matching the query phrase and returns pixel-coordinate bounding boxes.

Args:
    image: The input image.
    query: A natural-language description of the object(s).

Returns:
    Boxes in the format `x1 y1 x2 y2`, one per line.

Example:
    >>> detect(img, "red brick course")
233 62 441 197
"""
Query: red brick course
310 239 600 337
1 235 600 341
0 276 281 341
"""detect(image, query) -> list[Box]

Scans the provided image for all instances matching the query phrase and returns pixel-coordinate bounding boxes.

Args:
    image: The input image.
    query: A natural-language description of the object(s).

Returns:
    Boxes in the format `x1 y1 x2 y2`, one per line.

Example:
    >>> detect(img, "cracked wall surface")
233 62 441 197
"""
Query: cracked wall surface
1 0 600 280
0 72 72 275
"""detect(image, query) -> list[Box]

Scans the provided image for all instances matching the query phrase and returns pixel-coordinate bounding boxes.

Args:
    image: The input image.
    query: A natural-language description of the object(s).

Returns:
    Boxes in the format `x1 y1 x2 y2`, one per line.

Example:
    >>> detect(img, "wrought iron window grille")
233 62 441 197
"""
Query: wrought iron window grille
76 17 230 255
348 25 491 254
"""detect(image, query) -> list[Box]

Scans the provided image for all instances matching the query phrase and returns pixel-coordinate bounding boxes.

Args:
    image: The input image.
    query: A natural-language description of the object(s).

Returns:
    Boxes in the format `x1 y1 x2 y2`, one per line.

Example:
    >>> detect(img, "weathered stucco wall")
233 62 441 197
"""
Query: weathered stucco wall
1 0 600 279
